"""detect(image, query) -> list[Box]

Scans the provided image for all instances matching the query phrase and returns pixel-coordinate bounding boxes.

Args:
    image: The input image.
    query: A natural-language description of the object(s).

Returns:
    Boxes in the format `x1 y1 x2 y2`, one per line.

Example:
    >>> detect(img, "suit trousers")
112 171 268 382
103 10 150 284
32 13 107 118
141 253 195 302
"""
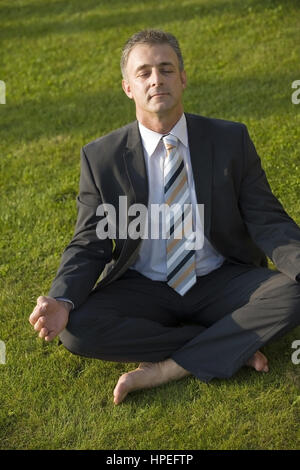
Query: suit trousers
59 261 300 382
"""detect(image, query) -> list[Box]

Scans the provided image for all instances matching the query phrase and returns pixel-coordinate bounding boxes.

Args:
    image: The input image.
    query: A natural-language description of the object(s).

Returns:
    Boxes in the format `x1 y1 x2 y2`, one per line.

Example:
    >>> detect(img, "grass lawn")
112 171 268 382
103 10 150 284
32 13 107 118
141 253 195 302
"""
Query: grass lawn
0 0 300 450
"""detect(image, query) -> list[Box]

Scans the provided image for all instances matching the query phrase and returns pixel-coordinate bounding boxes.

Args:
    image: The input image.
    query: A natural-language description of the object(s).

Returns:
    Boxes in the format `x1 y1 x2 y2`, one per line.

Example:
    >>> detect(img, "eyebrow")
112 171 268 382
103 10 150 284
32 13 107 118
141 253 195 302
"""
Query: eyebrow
135 62 176 73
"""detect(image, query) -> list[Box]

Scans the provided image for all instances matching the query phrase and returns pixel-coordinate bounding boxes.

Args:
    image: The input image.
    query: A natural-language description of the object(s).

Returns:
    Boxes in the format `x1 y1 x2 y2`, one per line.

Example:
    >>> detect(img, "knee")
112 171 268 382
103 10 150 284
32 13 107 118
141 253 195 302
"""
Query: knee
266 273 300 300
58 314 113 360
282 277 300 302
278 276 300 323
58 326 91 358
58 307 98 358
255 273 300 325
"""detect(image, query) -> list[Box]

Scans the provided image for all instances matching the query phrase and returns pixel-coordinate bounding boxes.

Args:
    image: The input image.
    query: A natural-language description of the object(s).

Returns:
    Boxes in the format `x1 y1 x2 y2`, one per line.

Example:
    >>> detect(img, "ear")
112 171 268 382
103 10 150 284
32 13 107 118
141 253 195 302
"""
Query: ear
181 70 187 90
122 79 133 99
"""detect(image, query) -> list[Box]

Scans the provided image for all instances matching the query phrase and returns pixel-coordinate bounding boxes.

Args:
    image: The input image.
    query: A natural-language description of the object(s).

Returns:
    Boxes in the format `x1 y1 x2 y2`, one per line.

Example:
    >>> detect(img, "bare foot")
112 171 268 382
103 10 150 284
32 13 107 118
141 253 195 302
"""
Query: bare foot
245 350 269 372
113 359 190 405
113 351 269 404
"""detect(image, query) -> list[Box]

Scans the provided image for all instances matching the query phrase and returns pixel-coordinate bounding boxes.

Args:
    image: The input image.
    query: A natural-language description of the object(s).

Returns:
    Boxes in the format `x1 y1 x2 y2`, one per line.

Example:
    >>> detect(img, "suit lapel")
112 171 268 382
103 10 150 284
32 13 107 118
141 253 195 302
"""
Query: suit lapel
123 121 149 210
186 114 213 238
116 122 148 264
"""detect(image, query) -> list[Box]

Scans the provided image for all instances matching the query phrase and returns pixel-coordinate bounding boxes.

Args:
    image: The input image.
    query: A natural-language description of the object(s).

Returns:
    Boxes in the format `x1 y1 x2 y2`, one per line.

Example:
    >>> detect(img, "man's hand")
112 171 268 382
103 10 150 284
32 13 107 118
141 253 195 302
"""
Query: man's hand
29 296 71 342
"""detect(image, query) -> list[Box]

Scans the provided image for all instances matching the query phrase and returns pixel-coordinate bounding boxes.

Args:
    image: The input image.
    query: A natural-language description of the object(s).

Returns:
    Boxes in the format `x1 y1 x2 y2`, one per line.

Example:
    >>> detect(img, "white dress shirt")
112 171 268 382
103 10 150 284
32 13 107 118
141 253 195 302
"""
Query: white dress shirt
130 114 225 280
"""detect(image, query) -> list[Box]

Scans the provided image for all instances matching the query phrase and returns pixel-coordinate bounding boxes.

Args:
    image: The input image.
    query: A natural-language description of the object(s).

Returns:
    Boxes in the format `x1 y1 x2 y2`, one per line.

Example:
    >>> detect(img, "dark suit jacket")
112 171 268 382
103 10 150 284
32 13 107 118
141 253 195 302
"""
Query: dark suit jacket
49 113 300 309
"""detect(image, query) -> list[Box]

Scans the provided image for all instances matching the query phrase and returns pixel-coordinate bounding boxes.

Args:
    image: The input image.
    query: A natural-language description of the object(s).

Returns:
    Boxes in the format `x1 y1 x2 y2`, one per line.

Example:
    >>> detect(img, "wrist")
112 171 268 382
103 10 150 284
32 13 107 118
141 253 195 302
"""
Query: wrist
56 300 72 313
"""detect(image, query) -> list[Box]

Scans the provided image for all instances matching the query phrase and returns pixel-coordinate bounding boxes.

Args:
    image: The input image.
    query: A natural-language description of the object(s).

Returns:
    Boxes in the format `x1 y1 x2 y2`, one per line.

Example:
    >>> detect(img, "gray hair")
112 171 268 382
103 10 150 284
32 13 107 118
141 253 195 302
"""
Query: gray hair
121 29 184 79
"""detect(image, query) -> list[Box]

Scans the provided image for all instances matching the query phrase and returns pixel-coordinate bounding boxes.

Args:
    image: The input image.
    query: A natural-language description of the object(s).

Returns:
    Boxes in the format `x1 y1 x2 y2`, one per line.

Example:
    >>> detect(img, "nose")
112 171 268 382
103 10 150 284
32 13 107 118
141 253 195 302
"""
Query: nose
150 68 163 87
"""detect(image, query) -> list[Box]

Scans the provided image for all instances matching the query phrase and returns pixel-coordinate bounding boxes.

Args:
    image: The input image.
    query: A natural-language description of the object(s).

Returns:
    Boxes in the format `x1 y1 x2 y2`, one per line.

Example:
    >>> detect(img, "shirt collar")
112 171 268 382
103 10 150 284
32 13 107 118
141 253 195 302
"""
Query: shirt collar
138 114 188 157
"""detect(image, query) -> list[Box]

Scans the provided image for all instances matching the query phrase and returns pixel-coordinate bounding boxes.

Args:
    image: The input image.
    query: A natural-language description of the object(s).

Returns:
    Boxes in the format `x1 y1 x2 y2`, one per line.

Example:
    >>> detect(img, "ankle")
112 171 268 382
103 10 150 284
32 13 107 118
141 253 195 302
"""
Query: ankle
159 358 189 381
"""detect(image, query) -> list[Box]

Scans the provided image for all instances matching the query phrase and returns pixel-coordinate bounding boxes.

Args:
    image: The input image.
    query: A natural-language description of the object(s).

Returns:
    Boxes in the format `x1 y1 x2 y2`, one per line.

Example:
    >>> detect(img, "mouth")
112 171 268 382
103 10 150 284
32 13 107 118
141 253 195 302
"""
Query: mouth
149 92 169 100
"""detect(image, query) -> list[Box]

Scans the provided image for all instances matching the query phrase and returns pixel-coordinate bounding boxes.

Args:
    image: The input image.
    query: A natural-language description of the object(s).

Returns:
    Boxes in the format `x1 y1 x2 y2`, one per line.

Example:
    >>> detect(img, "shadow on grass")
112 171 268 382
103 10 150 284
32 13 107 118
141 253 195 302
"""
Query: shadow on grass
1 71 296 146
1 0 299 41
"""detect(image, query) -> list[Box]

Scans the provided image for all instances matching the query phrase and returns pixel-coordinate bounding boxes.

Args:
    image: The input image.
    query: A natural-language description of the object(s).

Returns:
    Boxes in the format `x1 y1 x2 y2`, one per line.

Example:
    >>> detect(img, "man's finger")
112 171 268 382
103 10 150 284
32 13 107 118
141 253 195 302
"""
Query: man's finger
39 327 49 339
37 296 49 306
29 306 40 325
34 316 46 332
29 303 48 325
29 309 39 326
44 330 57 342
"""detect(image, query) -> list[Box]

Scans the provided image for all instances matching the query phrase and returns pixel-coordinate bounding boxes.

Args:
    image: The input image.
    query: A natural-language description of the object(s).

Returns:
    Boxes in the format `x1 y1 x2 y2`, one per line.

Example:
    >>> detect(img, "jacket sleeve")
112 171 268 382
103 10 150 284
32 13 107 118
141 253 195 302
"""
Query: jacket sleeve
48 147 113 309
239 125 300 282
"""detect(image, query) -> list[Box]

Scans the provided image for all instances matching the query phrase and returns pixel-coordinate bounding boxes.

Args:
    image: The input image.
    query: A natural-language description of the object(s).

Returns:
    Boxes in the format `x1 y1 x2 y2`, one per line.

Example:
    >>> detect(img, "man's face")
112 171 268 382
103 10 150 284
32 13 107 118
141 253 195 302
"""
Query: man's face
122 43 187 123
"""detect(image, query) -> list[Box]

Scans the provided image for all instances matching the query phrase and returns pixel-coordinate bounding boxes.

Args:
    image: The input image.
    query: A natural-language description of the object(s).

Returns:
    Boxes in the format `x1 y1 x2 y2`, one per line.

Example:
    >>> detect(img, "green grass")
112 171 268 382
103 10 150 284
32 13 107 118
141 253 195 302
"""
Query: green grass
0 0 300 450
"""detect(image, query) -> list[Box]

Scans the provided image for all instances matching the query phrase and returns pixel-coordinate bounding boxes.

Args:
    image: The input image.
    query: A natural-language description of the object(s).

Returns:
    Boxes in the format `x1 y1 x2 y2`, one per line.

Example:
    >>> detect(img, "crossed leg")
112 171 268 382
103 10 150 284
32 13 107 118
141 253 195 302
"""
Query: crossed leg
59 264 300 404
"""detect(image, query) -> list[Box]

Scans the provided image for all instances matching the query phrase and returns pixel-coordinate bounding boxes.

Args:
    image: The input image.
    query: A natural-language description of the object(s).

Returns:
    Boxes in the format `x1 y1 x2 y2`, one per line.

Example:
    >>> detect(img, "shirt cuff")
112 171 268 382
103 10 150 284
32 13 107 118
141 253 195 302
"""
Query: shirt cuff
54 297 74 311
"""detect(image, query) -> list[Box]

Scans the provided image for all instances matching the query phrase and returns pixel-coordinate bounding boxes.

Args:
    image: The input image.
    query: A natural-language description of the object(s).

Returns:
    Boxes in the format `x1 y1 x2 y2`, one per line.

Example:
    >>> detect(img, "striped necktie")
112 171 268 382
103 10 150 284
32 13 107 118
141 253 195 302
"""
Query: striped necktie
162 134 197 295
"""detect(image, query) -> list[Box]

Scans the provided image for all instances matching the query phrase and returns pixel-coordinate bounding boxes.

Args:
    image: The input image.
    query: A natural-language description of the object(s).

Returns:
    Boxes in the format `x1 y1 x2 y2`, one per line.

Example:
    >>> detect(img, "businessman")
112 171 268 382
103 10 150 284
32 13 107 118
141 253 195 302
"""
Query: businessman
29 30 300 404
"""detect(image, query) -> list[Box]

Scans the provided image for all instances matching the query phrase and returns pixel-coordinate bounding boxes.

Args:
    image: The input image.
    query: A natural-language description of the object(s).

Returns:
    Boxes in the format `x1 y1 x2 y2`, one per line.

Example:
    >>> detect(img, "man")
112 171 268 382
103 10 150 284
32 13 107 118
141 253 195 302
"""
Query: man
29 30 300 405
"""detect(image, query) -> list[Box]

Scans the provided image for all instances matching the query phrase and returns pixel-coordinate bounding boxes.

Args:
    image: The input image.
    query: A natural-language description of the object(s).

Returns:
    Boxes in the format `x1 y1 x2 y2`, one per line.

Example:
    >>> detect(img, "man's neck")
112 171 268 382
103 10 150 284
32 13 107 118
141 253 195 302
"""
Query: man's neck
137 111 184 135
